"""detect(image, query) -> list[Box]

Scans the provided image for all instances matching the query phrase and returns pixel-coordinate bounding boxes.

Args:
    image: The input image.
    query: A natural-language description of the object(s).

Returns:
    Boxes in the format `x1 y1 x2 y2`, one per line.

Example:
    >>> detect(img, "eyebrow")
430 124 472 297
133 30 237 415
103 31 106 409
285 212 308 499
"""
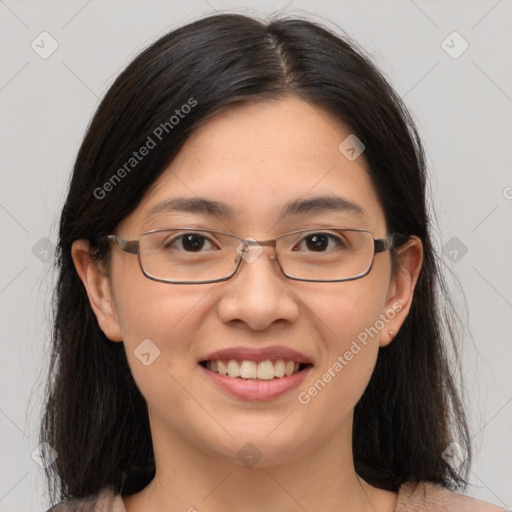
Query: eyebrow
143 195 365 224
277 195 365 222
144 197 233 222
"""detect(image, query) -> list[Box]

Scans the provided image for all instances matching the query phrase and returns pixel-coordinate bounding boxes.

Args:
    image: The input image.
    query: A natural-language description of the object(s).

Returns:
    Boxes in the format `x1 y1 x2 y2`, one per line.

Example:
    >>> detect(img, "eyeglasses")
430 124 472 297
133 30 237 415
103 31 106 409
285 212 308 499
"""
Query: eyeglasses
100 227 394 284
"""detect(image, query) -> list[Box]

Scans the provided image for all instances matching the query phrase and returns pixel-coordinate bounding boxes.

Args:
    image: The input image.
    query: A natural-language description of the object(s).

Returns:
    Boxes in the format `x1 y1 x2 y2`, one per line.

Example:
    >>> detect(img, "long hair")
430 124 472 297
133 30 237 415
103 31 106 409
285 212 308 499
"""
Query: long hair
40 12 471 505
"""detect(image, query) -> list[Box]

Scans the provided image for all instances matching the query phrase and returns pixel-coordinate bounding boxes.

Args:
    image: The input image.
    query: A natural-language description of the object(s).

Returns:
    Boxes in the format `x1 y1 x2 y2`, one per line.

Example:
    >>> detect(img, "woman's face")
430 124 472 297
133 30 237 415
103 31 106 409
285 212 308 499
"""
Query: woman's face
78 97 418 468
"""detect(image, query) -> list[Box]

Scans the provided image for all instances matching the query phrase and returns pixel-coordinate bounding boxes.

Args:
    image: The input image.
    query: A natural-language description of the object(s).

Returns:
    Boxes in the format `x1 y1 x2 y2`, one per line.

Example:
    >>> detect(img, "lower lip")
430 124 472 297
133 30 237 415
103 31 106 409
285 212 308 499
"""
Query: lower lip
199 364 313 401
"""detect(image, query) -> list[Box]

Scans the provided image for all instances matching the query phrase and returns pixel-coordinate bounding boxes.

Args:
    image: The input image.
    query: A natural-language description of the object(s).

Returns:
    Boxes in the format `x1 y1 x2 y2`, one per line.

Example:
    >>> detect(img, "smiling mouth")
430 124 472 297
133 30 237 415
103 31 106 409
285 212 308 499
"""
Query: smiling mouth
199 359 313 380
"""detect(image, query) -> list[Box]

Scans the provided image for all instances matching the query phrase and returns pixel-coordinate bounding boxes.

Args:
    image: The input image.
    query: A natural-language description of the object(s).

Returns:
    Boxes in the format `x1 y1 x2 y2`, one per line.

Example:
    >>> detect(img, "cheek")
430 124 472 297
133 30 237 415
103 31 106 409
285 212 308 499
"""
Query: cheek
296 275 390 415
305 268 389 350
319 291 382 377
112 279 215 396
110 248 213 343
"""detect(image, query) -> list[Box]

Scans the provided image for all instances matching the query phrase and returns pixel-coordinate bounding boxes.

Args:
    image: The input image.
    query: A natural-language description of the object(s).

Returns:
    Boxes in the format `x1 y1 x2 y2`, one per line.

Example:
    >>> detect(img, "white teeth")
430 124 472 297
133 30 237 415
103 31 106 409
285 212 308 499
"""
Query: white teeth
227 359 241 377
274 360 285 378
217 360 228 376
205 359 306 379
257 360 275 380
240 360 257 378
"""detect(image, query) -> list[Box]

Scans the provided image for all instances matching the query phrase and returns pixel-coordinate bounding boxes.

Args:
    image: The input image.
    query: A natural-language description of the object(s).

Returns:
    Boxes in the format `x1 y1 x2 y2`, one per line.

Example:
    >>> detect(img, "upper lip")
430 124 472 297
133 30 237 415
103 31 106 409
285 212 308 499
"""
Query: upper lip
200 346 313 365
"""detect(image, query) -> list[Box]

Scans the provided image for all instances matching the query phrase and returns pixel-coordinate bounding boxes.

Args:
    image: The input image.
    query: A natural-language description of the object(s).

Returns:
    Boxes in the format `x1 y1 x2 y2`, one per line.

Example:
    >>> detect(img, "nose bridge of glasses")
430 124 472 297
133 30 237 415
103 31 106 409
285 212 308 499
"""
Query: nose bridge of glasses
236 237 278 263
239 237 276 247
259 239 278 260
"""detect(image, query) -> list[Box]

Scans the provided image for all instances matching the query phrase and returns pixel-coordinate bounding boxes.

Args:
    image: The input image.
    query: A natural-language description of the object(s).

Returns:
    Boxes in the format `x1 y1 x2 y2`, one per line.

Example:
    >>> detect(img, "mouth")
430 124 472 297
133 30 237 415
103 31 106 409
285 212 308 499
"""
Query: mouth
197 346 314 400
198 359 314 401
199 359 313 380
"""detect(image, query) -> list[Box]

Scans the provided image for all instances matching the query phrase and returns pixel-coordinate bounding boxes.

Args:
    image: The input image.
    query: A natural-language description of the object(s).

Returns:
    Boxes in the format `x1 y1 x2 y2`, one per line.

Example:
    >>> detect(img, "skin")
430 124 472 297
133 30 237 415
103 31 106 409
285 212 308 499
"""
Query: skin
72 97 423 512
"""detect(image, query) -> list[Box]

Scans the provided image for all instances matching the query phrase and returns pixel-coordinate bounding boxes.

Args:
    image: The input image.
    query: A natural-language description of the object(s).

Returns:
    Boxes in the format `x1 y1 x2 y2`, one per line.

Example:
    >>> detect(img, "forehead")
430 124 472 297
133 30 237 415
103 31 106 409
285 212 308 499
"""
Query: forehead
123 97 386 234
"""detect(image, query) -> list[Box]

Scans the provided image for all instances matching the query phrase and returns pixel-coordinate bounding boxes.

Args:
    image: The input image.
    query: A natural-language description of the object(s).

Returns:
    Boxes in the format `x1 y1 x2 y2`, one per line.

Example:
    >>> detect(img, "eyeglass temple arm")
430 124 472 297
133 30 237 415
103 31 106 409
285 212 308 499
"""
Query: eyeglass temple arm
374 234 396 253
105 235 139 255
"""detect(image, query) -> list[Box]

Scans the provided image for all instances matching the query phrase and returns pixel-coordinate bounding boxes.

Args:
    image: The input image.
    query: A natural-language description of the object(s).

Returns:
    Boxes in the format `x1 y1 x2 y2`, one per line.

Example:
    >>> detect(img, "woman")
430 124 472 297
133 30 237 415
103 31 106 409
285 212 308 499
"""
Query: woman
41 13 505 512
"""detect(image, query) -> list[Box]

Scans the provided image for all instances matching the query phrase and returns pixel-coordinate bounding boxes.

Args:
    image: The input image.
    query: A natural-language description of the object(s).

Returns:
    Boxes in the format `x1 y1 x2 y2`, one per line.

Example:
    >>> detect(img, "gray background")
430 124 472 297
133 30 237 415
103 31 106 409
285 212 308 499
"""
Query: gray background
1 0 511 510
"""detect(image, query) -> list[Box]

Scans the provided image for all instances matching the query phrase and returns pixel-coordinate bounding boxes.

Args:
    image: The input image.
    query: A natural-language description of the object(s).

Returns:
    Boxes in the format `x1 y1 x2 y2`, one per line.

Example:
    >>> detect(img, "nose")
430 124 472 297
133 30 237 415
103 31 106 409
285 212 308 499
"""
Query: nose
216 245 300 331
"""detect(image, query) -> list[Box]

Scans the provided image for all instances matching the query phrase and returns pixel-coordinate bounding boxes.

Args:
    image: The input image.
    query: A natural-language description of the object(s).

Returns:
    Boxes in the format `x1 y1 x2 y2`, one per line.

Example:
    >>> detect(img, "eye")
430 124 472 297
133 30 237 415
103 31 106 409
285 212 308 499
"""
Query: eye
164 232 218 252
294 232 346 252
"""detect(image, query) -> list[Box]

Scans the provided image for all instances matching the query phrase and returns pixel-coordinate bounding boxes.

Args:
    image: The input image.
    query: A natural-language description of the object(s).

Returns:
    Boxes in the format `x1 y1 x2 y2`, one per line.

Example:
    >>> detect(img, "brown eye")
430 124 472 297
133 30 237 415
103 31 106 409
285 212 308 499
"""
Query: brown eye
305 234 329 251
181 234 206 251
295 233 345 252
164 233 217 252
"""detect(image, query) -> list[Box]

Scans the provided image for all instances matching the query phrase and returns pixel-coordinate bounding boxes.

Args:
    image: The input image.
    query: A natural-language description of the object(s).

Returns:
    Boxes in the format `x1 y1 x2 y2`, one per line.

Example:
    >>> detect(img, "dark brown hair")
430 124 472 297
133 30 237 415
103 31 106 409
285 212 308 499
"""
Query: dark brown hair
40 12 471 506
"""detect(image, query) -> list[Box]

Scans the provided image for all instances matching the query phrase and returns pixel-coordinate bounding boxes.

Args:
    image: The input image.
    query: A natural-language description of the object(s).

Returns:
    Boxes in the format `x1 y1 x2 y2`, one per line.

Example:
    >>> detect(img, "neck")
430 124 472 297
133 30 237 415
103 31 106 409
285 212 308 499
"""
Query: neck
123 415 396 512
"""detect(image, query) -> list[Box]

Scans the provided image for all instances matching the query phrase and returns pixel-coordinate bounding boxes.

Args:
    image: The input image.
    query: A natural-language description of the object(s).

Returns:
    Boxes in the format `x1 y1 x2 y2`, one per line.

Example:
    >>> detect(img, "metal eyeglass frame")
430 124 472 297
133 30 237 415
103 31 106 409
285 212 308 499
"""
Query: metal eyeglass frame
100 227 395 284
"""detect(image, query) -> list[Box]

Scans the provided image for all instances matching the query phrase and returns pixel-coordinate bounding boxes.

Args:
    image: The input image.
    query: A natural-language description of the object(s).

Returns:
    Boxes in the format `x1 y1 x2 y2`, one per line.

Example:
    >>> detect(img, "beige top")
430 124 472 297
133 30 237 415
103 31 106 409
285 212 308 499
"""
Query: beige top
47 481 508 511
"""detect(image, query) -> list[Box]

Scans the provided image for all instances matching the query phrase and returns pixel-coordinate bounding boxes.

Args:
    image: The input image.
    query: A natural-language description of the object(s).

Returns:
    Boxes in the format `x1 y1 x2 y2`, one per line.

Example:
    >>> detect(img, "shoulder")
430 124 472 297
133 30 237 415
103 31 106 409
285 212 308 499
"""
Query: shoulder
396 481 508 512
45 486 126 512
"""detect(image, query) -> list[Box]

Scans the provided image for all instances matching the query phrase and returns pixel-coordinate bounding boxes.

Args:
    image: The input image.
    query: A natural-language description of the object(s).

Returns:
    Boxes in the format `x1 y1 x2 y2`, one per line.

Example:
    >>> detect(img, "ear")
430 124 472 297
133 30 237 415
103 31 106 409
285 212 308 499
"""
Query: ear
71 239 123 342
379 235 423 347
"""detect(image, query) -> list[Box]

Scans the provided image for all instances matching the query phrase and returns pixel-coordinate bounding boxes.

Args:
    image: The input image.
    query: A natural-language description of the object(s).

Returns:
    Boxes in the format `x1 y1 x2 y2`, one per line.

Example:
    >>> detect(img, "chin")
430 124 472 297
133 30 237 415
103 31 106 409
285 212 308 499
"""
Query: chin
203 427 314 469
